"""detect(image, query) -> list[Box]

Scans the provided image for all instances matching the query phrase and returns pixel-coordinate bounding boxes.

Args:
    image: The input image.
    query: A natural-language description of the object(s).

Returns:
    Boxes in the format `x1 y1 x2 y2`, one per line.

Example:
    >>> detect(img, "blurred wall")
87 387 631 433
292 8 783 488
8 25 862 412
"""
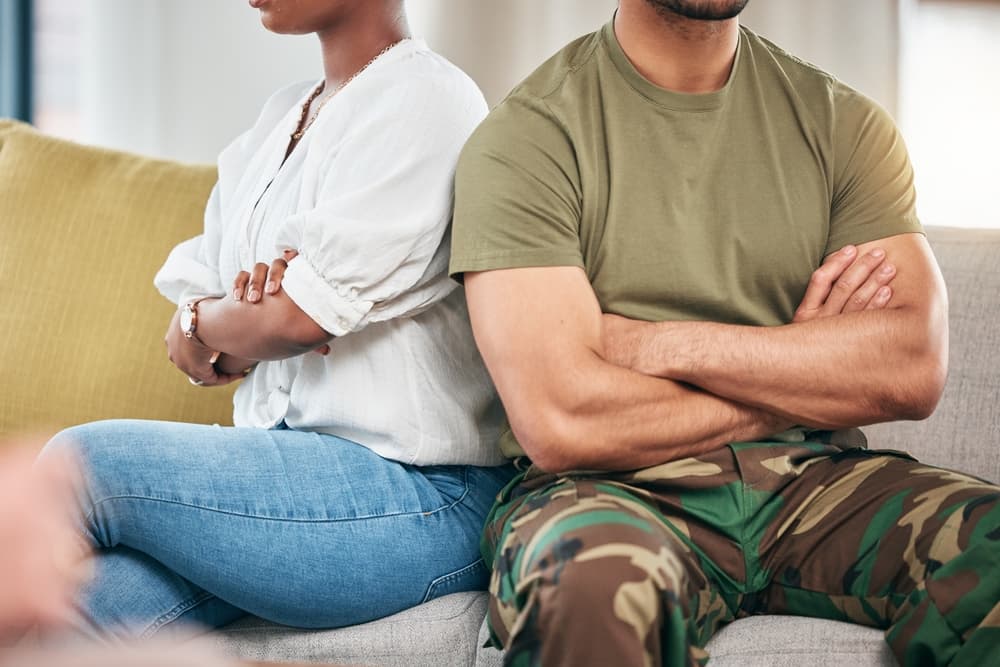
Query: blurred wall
740 0 901 116
73 0 902 163
412 0 901 114
79 0 317 161
408 0 617 106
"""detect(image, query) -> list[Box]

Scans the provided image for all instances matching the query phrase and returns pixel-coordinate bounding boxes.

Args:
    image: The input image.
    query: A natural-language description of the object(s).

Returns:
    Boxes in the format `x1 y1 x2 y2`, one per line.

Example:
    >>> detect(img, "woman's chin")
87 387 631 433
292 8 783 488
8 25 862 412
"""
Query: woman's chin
258 14 310 36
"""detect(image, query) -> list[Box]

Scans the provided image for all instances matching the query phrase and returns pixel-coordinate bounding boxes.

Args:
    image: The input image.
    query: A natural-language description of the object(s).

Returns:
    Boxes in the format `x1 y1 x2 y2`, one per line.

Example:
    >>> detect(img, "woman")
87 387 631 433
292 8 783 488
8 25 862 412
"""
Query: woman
44 0 511 639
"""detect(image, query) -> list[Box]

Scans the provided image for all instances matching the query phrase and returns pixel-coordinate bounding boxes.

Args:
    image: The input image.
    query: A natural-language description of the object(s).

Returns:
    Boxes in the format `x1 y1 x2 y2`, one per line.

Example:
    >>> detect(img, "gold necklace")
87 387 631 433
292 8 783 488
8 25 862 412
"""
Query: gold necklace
290 40 404 141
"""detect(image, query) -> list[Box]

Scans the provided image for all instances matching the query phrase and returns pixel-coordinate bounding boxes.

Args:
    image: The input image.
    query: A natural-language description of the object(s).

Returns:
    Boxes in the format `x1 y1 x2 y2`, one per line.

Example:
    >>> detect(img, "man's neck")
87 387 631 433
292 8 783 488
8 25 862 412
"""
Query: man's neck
614 1 740 94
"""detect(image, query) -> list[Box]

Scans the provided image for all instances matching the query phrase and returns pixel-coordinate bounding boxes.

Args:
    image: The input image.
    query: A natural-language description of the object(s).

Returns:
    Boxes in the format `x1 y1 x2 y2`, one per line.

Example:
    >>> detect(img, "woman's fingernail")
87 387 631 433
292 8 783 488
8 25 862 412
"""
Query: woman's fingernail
881 264 894 275
234 288 242 301
248 289 260 302
843 246 857 256
265 281 277 294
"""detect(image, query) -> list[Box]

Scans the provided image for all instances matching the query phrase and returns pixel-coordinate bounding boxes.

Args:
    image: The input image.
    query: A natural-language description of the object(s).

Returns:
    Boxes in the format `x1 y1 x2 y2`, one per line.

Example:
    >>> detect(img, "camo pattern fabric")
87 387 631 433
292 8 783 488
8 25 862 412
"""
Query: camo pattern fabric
481 442 1000 666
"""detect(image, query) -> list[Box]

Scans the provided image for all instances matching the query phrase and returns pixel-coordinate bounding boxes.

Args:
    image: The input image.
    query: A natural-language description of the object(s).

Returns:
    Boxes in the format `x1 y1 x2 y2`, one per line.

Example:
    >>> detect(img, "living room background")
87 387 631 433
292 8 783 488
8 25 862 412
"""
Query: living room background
21 0 1000 229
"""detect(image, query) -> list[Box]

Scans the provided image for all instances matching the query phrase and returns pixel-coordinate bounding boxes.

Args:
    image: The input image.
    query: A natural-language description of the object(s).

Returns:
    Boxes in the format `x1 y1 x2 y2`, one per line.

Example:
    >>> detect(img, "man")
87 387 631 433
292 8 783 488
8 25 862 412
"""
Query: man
449 1 1000 665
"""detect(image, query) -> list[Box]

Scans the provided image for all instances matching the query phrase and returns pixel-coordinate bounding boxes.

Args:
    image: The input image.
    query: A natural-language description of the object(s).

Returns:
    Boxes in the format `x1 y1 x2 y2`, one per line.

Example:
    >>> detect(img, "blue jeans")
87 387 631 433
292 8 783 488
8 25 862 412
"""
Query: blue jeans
43 420 514 640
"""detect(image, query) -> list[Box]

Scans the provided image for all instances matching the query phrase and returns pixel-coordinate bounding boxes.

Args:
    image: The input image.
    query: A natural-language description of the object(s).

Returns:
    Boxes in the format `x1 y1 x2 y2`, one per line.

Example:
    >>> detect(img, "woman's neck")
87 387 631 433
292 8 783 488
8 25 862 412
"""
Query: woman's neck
316 6 411 92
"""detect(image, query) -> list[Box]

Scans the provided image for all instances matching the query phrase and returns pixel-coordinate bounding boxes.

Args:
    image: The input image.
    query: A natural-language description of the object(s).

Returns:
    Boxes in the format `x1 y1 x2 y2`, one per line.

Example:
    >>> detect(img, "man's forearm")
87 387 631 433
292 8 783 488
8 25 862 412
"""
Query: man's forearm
499 347 792 472
630 306 947 429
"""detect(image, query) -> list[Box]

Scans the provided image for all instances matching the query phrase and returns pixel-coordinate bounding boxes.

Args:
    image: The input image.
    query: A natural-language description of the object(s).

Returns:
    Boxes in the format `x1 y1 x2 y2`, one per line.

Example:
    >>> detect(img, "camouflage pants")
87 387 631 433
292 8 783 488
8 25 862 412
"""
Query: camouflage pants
481 443 1000 666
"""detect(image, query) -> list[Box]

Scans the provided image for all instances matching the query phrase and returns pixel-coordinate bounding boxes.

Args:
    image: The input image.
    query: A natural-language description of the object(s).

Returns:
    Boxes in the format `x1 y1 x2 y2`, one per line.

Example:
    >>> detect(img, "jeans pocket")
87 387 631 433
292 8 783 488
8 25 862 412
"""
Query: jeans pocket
421 558 489 604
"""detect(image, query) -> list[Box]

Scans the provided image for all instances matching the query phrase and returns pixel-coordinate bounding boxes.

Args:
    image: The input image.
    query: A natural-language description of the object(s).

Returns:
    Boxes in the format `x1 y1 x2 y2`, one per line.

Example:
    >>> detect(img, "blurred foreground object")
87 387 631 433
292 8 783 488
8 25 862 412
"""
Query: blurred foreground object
0 441 90 641
0 638 240 667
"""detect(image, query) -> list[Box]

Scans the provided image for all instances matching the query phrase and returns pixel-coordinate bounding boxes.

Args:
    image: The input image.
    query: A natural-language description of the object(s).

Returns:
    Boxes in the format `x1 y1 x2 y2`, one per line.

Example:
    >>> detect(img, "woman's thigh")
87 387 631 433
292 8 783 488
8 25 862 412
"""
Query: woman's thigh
46 419 512 628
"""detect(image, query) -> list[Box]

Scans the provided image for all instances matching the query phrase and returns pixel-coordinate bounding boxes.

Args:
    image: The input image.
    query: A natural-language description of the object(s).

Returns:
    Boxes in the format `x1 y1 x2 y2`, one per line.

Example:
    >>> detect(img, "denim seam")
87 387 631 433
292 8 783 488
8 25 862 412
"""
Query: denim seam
420 558 485 604
85 475 472 526
139 590 215 639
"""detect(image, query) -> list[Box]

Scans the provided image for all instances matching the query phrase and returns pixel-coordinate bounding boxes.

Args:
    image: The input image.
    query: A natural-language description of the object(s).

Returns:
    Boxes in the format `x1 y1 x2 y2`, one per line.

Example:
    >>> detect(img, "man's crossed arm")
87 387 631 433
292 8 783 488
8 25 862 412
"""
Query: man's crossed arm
464 232 947 473
601 233 948 430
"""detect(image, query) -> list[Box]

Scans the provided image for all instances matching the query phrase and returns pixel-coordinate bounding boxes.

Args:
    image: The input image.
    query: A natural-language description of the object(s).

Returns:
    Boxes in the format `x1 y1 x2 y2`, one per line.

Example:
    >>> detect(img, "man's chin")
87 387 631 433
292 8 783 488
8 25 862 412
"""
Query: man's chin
646 0 751 22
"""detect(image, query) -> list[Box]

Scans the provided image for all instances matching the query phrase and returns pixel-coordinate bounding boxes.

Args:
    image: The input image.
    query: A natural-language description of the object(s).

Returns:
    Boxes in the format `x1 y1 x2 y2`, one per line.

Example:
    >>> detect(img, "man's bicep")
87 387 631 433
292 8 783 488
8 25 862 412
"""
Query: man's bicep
852 233 947 316
464 266 604 439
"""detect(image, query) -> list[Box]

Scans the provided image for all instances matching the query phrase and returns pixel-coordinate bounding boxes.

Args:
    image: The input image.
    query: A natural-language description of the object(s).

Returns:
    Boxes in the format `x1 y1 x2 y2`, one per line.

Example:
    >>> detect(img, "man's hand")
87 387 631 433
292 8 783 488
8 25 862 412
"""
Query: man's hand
793 245 895 323
231 250 330 356
603 244 896 373
164 306 247 386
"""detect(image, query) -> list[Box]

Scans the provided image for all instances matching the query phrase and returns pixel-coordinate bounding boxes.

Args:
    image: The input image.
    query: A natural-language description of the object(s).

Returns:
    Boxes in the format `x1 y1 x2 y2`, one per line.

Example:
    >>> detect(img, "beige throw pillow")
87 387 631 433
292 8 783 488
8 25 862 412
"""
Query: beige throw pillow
0 120 235 438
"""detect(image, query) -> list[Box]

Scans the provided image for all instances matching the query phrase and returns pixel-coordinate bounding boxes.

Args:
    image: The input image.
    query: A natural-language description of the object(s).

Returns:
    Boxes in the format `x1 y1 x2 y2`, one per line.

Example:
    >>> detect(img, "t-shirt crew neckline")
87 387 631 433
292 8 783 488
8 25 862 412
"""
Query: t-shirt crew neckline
601 19 743 112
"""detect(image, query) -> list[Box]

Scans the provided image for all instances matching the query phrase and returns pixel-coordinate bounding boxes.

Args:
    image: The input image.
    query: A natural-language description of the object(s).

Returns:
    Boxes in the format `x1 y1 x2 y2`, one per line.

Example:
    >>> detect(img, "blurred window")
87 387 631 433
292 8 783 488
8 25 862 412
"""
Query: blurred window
0 0 33 121
32 0 81 139
901 0 1000 228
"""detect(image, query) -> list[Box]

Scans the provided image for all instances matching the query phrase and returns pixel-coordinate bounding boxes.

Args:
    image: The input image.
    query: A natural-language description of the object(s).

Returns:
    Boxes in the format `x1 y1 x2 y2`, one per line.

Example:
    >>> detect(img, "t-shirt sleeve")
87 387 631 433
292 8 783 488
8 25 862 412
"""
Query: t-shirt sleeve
449 96 584 281
825 91 923 255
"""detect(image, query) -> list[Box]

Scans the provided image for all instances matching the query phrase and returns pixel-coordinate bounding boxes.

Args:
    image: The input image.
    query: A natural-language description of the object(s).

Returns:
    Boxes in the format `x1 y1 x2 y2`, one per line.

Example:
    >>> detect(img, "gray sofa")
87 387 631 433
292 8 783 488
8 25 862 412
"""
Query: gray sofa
213 224 1000 666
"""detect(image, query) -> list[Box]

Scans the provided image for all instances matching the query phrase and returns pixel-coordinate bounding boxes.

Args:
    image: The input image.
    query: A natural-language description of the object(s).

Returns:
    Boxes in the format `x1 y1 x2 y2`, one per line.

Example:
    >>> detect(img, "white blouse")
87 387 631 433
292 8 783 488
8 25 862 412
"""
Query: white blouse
154 39 505 466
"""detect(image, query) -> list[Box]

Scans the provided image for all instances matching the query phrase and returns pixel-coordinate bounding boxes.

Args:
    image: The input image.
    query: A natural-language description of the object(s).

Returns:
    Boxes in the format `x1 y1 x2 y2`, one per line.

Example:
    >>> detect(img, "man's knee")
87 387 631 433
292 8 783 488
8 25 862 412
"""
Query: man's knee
544 545 676 624
516 521 697 631
494 530 700 666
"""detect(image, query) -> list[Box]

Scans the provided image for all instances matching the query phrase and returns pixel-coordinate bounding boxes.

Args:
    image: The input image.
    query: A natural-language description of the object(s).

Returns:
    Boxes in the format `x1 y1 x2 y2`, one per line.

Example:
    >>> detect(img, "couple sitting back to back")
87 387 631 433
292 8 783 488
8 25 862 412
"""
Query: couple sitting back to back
35 1 998 666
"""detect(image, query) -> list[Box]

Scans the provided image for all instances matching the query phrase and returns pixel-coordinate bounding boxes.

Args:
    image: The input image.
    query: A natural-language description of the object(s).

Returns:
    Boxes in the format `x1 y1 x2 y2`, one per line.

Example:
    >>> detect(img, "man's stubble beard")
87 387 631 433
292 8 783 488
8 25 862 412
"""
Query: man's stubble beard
644 0 750 22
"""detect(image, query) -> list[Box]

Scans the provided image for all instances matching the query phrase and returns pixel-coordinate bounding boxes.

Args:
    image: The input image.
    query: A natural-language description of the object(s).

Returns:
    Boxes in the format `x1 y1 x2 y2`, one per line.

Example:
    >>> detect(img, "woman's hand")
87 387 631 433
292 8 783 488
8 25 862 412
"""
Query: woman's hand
164 305 249 386
232 250 298 304
231 251 331 356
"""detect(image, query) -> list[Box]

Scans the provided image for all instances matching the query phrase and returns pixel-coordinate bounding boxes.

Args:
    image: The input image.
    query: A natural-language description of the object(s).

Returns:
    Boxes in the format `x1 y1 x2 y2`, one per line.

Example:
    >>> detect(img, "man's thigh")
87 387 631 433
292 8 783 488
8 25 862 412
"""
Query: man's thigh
741 445 999 642
482 449 749 660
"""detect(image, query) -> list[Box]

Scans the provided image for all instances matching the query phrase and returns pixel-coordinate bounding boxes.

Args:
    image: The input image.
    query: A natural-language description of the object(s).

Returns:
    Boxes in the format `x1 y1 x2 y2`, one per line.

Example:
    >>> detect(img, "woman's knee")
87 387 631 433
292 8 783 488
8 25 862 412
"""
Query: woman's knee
42 419 163 480
40 420 152 545
42 420 125 466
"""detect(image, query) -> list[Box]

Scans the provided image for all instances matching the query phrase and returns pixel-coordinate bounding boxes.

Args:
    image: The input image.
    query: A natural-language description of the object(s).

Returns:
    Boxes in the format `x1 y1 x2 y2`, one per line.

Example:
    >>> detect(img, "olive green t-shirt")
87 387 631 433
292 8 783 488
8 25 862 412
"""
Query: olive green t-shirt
450 21 922 459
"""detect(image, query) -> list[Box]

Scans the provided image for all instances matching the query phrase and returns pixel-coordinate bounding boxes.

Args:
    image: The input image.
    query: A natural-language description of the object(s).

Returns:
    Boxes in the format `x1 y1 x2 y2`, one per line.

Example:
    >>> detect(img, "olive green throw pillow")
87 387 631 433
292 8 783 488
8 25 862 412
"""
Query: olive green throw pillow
0 120 235 438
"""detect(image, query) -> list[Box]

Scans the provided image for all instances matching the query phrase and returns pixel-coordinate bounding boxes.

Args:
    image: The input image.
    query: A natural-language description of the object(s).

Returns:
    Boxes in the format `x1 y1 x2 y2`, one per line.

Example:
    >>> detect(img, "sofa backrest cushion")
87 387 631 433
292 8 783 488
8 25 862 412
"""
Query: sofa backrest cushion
864 226 1000 483
2 121 995 483
0 120 236 439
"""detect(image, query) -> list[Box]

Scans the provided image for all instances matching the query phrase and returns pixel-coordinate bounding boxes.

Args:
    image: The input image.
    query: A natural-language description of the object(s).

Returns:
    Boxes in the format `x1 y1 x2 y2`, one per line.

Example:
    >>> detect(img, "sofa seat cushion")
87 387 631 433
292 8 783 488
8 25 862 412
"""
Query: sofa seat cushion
0 120 235 438
703 615 895 666
473 612 896 666
213 591 488 667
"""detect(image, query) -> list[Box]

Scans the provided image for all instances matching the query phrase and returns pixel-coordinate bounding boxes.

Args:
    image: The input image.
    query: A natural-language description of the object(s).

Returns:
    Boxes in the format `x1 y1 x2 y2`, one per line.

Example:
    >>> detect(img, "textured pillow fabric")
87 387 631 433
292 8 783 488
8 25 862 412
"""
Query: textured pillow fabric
0 120 235 438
